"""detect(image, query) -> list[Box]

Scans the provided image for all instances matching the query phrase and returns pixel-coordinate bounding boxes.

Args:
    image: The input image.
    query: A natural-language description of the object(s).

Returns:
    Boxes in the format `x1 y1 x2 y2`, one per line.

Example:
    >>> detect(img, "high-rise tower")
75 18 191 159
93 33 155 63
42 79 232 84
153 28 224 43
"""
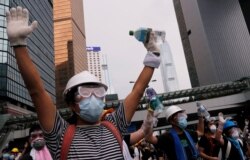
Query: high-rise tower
54 0 87 108
174 0 250 87
86 46 103 82
0 0 55 115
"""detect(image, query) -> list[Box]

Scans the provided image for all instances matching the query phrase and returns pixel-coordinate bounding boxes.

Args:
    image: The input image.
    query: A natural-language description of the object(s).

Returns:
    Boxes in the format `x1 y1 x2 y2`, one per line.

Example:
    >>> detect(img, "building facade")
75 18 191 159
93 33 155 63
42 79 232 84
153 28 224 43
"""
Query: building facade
0 0 55 115
160 41 179 92
174 0 250 87
54 0 87 108
86 46 102 82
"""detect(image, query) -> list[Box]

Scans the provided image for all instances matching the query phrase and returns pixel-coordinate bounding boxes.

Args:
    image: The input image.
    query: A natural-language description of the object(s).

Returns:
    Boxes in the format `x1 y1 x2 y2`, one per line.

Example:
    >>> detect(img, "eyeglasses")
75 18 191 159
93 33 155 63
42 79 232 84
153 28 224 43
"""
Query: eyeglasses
78 86 106 98
30 131 43 139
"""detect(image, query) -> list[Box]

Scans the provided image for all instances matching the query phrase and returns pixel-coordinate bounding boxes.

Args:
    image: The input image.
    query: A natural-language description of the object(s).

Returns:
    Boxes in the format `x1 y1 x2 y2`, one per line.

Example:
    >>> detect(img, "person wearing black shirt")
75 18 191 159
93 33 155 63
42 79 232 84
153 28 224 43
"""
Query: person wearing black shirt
146 105 204 160
198 117 221 160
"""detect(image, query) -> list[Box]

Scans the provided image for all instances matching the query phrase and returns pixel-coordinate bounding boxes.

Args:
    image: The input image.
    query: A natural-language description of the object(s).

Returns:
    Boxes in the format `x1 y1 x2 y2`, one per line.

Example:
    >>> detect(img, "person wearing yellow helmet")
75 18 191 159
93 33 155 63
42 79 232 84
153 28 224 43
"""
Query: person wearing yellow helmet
10 147 21 160
11 148 18 153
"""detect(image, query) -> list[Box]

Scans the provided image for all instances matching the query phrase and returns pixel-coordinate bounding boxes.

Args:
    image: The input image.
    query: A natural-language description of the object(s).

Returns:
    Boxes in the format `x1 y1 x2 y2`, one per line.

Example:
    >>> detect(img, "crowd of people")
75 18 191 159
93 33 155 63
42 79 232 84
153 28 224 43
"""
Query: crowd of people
128 112 250 160
0 6 250 160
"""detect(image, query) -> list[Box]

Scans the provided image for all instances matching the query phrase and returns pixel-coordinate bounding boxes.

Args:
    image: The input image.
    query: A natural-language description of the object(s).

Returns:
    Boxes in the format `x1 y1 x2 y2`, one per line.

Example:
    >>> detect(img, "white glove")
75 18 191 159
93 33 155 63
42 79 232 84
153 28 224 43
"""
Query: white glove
6 6 38 46
245 119 249 126
218 112 226 123
144 31 160 53
143 31 161 68
218 112 225 131
141 111 154 137
152 117 158 127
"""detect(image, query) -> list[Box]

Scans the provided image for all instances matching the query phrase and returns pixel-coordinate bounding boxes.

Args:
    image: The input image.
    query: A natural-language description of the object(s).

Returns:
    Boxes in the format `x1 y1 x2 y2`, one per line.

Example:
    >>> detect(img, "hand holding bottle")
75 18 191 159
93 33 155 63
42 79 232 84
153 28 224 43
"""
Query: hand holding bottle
129 28 161 68
141 110 154 137
143 31 160 53
142 31 161 68
145 87 163 113
196 101 210 121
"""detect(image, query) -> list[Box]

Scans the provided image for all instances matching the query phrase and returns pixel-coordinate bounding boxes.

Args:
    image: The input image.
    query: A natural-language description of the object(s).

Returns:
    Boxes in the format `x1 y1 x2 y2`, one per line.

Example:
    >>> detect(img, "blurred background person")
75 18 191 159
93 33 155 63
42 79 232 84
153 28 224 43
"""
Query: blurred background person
216 113 250 160
19 124 52 160
198 117 220 160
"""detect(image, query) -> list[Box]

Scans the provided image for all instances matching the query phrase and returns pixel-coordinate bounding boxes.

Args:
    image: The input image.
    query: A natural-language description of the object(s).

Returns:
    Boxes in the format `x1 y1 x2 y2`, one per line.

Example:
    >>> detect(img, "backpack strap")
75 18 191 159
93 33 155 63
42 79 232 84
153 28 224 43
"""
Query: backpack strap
225 140 232 159
238 139 243 146
101 121 123 150
60 121 122 160
226 139 244 160
218 139 232 160
60 125 76 160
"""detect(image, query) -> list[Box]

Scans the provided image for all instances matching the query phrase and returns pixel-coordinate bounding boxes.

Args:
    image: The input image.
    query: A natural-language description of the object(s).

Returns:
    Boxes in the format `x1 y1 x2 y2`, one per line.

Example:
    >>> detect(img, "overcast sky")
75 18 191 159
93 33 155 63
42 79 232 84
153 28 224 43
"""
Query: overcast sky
83 0 191 99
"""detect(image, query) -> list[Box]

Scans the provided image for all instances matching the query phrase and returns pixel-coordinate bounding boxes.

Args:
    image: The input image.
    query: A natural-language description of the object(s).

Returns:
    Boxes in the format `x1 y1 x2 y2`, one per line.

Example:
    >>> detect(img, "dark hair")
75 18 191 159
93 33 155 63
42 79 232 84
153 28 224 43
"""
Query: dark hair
66 112 78 124
204 120 211 133
64 86 78 105
29 124 41 136
223 126 233 136
64 86 79 125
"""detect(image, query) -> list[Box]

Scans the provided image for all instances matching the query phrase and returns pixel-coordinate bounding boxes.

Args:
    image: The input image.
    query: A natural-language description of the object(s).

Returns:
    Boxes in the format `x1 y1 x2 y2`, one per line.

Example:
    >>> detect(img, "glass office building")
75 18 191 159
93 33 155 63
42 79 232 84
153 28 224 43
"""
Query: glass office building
174 0 250 87
0 0 55 113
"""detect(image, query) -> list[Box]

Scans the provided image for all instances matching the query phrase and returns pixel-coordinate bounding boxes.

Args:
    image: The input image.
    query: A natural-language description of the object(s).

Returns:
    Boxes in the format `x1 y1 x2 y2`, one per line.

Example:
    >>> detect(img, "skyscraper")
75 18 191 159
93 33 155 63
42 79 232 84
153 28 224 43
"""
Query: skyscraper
0 0 55 115
54 0 87 108
174 0 250 87
160 41 179 92
86 46 103 82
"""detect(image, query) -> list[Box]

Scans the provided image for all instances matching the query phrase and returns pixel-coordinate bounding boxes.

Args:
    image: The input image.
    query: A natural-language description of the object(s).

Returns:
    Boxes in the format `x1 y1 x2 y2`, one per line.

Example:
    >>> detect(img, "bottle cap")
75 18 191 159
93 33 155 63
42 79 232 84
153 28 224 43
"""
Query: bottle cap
129 30 134 36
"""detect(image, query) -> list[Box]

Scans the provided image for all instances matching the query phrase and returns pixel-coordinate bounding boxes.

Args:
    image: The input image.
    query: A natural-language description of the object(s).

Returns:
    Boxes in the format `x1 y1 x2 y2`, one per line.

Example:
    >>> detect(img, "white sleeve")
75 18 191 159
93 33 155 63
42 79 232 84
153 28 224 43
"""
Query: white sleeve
134 147 140 160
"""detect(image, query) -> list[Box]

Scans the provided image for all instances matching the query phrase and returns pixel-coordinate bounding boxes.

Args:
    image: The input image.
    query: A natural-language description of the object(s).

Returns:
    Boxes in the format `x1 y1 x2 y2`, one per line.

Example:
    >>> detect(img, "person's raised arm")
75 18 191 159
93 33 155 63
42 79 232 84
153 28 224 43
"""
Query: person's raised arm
6 6 56 132
196 116 204 137
130 110 154 145
123 31 161 123
215 112 225 145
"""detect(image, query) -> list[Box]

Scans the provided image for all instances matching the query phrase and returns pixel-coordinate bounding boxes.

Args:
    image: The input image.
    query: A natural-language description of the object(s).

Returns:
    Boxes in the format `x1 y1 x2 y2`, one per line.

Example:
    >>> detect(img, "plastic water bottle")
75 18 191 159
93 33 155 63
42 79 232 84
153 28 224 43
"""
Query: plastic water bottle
129 27 151 43
145 88 164 115
196 101 210 121
129 27 166 44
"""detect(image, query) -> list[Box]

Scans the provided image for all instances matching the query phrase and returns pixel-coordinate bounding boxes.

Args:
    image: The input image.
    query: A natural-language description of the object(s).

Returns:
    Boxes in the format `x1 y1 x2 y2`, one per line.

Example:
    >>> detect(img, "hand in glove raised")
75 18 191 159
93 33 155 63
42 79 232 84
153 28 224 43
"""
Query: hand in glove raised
6 6 38 46
141 111 154 138
144 31 160 53
143 31 161 68
217 112 225 131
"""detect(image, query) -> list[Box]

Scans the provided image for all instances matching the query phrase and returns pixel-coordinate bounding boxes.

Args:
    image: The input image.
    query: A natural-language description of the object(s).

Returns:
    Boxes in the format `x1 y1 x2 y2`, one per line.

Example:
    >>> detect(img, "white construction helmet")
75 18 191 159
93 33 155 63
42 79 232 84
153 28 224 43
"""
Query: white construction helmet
63 71 108 96
165 105 184 121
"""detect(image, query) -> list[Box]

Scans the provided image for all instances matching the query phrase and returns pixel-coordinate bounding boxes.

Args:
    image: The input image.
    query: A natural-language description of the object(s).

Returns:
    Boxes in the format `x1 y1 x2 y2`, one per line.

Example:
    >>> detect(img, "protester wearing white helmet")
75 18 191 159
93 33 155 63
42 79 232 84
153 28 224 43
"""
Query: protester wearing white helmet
146 105 204 160
63 71 108 124
6 6 160 159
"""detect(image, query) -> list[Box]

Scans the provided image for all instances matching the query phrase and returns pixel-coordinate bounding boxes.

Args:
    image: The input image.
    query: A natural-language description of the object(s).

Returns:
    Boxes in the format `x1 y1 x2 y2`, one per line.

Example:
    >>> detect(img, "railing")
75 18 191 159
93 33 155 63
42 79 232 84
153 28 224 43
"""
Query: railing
2 78 250 128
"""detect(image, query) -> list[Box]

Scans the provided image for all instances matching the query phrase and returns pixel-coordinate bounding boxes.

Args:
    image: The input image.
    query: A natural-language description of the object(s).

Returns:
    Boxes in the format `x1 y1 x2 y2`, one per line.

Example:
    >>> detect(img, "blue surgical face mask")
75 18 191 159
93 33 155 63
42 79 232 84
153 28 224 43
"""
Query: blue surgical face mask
9 154 15 160
3 153 10 158
77 95 105 123
177 116 187 129
231 129 239 139
209 124 217 133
